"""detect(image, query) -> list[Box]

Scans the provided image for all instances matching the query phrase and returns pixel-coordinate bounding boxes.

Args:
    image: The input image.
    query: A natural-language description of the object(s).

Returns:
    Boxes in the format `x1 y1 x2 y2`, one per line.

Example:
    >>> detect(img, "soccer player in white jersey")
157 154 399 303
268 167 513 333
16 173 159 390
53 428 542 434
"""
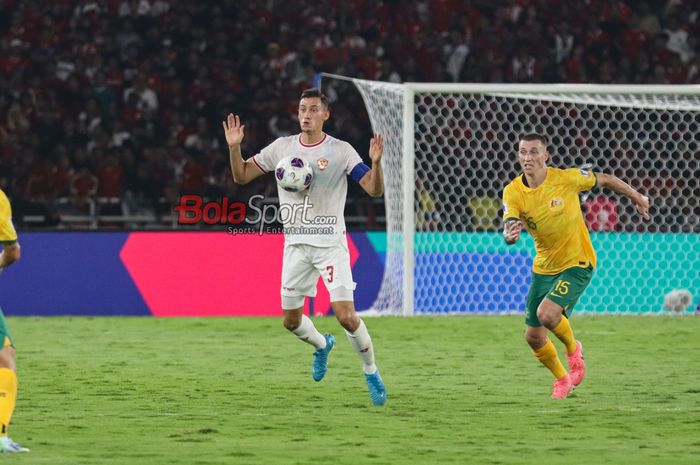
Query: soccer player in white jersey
223 88 387 405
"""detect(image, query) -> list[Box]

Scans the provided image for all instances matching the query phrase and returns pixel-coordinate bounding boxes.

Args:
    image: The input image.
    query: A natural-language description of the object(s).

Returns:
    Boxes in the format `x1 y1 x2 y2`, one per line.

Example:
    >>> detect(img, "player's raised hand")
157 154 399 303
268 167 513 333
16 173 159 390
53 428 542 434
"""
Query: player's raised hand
634 194 651 221
369 133 384 164
503 220 522 244
223 113 245 147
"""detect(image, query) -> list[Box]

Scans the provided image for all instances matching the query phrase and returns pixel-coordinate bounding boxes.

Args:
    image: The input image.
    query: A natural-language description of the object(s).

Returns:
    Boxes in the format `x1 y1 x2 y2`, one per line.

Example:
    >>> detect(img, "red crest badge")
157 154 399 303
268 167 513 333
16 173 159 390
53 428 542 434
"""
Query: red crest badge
317 158 328 171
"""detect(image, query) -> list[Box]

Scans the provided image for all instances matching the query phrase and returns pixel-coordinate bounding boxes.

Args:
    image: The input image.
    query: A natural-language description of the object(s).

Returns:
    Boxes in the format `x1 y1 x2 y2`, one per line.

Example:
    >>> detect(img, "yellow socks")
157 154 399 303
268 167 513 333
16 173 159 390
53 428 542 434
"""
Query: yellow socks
0 368 17 436
532 340 567 380
552 317 577 354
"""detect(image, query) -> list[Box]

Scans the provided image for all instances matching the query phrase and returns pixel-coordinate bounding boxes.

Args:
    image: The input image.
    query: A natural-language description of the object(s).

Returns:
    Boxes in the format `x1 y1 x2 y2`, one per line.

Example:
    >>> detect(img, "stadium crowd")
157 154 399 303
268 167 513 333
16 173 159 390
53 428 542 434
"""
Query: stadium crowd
0 0 698 228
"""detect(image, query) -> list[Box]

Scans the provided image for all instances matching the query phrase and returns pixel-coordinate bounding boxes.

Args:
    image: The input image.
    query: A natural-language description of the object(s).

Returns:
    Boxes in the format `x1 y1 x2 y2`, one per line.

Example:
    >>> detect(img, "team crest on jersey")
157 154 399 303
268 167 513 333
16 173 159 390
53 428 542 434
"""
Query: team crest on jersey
317 158 328 171
550 197 564 210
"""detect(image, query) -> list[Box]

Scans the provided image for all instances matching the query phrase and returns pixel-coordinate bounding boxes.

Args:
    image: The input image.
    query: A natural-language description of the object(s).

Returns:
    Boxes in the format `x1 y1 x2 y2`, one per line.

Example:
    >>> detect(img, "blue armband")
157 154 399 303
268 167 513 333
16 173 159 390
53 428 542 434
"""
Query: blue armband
350 163 371 183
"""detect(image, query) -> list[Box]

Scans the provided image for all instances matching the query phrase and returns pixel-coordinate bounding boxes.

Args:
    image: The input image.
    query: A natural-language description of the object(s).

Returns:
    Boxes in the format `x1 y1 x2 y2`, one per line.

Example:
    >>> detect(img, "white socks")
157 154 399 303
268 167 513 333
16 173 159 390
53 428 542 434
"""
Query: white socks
291 315 378 374
345 319 377 374
291 315 326 350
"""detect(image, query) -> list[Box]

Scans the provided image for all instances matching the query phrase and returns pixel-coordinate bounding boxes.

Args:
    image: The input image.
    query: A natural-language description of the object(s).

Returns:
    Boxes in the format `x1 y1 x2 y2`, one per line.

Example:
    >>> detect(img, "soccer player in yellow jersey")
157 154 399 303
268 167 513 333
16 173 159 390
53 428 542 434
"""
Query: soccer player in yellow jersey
0 190 28 452
502 134 650 399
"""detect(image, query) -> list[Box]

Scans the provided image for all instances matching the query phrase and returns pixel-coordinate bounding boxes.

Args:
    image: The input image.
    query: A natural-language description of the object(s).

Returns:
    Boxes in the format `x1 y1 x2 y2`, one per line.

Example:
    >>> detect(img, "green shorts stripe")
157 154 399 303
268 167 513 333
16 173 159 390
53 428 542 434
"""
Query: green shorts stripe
525 265 594 327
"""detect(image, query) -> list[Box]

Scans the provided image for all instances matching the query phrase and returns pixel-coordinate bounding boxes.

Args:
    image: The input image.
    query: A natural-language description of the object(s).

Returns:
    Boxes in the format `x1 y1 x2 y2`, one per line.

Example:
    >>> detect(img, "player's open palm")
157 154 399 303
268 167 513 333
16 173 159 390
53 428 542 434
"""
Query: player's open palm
635 194 651 221
223 113 245 147
369 133 384 164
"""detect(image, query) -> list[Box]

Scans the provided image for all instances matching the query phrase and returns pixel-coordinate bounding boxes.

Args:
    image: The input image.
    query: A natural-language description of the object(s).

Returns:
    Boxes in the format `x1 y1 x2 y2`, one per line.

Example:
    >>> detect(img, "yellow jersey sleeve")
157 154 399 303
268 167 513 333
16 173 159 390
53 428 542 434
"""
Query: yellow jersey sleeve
563 168 596 192
502 183 521 223
0 192 18 243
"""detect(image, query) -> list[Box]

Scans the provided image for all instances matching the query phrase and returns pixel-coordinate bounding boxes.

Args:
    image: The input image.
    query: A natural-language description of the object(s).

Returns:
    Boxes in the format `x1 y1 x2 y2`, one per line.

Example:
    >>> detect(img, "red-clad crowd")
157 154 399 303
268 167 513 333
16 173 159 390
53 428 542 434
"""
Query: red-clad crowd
0 0 697 227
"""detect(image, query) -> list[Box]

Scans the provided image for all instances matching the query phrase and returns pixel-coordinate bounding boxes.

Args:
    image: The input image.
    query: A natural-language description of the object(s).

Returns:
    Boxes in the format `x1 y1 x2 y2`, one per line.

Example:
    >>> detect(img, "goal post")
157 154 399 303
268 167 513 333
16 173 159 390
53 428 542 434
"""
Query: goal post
401 85 415 317
320 74 700 316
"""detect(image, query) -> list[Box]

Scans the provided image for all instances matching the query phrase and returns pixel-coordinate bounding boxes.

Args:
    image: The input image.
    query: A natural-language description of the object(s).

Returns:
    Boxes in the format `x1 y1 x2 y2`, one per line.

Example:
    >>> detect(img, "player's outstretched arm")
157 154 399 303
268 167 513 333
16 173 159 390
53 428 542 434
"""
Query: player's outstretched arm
595 172 651 220
223 113 263 185
359 134 384 197
503 220 522 245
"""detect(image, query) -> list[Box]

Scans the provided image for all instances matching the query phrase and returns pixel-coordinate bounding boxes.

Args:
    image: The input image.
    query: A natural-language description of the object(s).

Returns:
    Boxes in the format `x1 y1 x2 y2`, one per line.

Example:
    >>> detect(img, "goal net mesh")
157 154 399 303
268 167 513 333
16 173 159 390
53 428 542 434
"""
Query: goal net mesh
353 79 700 315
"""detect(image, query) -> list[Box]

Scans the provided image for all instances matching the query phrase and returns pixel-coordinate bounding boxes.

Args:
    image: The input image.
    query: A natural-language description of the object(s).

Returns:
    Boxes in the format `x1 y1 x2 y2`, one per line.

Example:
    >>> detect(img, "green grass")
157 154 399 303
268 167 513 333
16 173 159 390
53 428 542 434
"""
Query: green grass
6 315 700 464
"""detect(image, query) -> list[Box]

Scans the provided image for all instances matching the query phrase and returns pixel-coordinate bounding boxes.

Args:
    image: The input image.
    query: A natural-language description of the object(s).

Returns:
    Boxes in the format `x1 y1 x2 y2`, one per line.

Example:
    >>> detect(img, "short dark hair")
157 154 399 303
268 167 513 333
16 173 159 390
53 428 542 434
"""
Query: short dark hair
300 88 328 109
520 133 547 148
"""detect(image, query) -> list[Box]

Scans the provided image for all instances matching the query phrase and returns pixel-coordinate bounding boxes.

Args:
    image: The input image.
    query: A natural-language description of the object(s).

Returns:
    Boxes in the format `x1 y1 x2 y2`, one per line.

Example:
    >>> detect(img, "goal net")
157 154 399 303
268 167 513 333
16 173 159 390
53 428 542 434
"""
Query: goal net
345 79 700 316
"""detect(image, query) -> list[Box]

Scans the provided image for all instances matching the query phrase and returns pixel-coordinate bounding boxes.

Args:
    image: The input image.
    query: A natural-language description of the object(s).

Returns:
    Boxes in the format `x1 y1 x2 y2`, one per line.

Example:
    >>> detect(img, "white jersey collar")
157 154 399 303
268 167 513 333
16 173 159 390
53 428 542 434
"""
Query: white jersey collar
298 133 328 148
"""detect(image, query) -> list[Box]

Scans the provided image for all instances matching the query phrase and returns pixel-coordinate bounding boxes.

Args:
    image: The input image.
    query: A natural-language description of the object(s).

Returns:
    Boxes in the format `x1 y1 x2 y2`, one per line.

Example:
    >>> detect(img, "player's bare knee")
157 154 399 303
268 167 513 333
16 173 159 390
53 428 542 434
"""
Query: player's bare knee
524 329 546 349
536 307 557 328
282 318 299 331
0 346 16 371
334 310 359 332
282 310 303 331
281 294 305 331
524 326 547 349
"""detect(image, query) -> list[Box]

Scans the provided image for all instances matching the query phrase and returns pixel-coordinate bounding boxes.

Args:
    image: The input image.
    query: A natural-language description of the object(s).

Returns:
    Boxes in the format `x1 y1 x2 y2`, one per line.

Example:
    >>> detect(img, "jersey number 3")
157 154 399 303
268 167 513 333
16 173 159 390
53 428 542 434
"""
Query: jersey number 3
326 266 334 283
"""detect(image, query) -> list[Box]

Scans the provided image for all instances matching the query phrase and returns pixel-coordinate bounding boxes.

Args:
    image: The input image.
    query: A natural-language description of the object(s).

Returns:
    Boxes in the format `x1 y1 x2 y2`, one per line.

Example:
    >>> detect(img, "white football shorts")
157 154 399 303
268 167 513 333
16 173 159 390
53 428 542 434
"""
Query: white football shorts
281 243 356 302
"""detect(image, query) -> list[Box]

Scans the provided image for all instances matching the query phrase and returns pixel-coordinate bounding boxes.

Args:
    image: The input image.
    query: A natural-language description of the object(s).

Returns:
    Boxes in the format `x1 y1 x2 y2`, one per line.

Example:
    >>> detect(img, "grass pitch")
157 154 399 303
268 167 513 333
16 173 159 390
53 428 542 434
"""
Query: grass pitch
7 315 700 464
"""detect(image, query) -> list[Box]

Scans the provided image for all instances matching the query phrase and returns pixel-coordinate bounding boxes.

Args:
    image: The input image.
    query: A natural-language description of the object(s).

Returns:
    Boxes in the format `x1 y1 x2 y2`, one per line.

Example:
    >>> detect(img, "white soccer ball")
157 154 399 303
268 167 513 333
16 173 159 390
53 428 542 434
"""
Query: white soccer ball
663 289 693 313
275 156 313 193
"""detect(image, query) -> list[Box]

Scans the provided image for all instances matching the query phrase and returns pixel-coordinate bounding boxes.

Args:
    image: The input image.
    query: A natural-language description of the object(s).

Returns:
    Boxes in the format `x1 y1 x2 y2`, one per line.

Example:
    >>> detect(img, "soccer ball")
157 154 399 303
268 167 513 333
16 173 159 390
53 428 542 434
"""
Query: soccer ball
663 289 693 313
275 156 313 192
